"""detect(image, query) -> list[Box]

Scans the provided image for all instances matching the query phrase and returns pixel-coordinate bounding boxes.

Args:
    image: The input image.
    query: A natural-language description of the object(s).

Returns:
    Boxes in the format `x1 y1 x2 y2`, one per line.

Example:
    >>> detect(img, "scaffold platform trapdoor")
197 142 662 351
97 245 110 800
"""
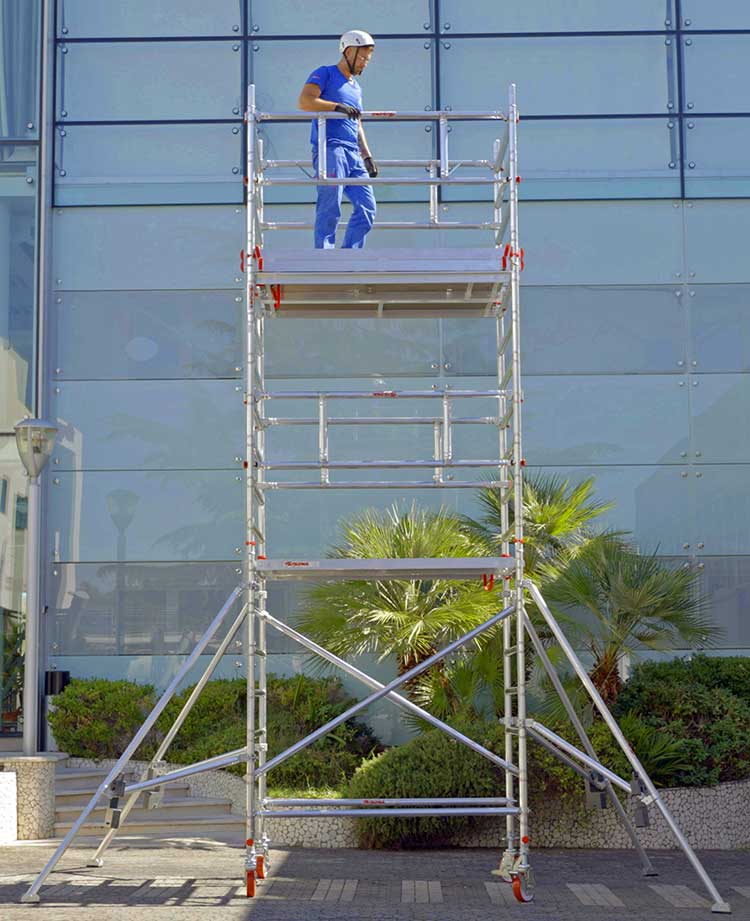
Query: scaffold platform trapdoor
22 85 732 914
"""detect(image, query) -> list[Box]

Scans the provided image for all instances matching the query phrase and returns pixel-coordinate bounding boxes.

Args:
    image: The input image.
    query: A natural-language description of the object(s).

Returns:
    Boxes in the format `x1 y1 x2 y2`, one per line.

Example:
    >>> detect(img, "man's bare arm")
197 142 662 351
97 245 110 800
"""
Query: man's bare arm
298 83 338 112
358 121 372 159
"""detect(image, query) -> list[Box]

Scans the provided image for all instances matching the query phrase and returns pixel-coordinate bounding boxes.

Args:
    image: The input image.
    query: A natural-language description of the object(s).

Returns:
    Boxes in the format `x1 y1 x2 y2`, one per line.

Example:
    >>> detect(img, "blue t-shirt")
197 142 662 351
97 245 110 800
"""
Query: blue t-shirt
305 64 362 150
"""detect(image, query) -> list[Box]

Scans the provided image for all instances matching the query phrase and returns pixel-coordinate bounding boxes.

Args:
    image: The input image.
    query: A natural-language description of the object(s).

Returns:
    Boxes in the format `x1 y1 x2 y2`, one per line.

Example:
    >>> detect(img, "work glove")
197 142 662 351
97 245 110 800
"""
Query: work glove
364 156 379 178
334 103 361 119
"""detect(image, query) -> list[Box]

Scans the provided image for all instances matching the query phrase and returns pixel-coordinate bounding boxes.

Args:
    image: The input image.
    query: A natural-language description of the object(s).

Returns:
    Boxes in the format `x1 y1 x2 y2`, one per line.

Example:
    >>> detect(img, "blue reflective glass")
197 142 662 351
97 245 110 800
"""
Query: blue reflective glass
55 124 243 206
682 1 750 29
690 285 750 372
0 1 40 139
46 562 243 656
57 0 242 37
523 375 689 466
447 375 689 467
440 37 675 116
697 557 750 649
530 465 694 555
46 471 243 562
694 466 750 555
50 380 242 470
56 41 242 121
52 206 244 290
249 0 431 35
683 35 750 115
0 145 36 425
684 118 750 197
251 39 434 115
442 201 683 285
443 286 686 375
51 290 241 381
265 318 440 378
685 201 750 284
690 374 750 463
444 119 680 202
440 0 674 32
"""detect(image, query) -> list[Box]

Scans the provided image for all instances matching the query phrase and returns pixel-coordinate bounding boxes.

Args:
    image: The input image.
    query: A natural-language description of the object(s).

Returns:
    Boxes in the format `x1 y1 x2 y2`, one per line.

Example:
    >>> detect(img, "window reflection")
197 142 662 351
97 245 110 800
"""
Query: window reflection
0 145 36 425
0 437 27 737
0 1 40 139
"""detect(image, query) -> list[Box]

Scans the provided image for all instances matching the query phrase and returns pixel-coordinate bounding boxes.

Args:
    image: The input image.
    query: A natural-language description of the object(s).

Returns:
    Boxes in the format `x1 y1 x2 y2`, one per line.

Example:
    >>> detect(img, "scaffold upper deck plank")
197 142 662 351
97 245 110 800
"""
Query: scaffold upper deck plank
254 248 509 317
254 557 513 581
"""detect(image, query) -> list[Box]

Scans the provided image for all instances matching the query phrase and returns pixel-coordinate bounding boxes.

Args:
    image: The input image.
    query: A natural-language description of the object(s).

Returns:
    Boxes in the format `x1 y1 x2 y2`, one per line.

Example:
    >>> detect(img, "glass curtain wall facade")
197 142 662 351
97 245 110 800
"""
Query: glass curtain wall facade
38 2 750 719
0 0 40 738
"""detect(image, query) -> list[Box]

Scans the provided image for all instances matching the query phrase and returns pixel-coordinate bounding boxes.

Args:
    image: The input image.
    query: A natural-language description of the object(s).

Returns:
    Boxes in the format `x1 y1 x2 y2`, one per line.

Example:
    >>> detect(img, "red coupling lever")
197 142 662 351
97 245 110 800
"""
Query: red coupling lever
482 574 495 592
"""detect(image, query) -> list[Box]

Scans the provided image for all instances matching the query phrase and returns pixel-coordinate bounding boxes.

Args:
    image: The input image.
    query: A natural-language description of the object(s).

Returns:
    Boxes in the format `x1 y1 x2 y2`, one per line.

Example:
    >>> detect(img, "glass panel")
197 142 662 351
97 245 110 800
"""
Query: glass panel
694 466 750 555
682 1 750 29
0 436 27 735
56 41 242 121
442 200 684 285
683 35 750 115
46 471 243 562
448 375 689 467
57 0 242 38
265 318 440 378
52 206 244 290
690 374 750 463
55 124 243 206
0 1 40 139
441 0 674 32
51 290 242 381
684 118 750 198
440 37 675 116
523 375 689 466
46 562 243 656
444 119 680 202
690 285 750 372
251 38 434 116
531 464 695 556
697 556 750 650
685 201 750 284
50 380 242 470
249 0 432 35
0 145 36 426
444 286 686 375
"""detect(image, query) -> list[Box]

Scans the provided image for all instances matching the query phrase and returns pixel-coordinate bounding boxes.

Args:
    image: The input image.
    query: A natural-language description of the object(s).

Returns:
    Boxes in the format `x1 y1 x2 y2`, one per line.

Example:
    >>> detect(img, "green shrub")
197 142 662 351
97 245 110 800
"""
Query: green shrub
346 721 507 848
48 679 158 760
615 670 750 786
51 674 380 790
617 655 750 710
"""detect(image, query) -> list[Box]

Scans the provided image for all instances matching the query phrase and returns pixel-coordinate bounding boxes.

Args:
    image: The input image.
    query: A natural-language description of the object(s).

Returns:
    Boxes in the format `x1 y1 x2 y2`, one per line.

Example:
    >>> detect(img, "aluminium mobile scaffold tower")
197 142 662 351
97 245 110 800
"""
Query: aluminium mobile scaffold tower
23 85 731 913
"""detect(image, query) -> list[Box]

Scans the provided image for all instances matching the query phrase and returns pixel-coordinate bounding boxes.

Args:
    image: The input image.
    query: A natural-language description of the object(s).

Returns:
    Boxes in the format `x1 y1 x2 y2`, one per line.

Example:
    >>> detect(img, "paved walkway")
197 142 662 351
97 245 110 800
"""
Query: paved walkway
0 840 748 920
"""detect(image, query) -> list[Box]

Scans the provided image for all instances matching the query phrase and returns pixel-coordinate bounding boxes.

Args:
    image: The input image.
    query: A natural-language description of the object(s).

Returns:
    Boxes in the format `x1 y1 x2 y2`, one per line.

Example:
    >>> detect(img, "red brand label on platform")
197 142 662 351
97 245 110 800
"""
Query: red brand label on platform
283 561 310 567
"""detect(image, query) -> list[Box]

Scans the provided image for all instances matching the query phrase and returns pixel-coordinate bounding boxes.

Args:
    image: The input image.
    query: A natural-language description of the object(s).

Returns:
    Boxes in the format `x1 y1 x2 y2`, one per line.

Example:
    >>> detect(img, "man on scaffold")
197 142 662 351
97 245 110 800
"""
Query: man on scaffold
298 30 378 249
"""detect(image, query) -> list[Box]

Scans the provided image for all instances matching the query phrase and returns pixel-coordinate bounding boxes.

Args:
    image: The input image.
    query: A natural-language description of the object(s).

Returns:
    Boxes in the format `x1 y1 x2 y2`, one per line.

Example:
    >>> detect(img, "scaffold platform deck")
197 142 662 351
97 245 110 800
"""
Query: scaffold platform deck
254 557 515 582
254 247 510 317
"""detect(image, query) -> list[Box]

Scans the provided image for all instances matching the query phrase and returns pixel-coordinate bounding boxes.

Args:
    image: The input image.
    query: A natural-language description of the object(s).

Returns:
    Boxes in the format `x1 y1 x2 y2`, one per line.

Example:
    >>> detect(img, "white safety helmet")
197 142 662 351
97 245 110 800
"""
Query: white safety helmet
339 29 375 53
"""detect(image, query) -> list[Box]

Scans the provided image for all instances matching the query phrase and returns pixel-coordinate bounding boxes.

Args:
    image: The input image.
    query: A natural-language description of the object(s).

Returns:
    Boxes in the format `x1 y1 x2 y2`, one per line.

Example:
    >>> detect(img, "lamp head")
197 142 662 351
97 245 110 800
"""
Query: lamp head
14 418 58 479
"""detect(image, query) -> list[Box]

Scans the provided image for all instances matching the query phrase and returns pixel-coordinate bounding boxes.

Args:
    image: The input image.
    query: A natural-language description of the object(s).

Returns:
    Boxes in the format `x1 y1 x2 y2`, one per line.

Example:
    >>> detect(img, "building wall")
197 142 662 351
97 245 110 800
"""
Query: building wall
38 3 750 715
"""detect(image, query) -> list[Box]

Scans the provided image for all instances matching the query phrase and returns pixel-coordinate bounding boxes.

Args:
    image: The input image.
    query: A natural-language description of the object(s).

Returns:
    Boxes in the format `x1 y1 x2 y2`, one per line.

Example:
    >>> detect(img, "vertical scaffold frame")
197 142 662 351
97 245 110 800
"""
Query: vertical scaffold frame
21 84 731 914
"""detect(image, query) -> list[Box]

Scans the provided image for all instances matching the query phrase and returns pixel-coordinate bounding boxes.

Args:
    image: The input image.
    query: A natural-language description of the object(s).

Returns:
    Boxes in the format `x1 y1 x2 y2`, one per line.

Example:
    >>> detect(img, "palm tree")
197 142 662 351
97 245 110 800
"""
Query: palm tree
294 504 503 686
464 473 613 575
537 535 720 707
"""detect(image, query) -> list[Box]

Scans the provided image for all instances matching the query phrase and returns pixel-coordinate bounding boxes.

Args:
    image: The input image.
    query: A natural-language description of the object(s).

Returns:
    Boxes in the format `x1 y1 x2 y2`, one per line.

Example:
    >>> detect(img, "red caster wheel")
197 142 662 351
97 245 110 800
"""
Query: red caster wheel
256 855 266 880
246 870 256 898
511 874 534 903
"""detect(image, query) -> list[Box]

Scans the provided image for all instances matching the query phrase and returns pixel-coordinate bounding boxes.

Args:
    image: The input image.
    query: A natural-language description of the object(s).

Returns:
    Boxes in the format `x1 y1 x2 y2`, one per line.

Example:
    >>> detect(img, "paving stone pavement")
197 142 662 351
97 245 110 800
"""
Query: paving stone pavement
0 841 748 921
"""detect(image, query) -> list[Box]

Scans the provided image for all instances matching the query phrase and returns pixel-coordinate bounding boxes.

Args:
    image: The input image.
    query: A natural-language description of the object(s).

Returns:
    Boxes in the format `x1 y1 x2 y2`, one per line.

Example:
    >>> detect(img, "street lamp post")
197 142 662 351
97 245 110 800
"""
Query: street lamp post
14 419 58 756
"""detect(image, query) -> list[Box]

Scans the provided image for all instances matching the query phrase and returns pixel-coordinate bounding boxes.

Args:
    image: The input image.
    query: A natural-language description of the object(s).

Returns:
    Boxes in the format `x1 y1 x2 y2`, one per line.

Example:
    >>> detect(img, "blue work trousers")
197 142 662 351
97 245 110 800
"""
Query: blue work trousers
312 144 376 249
